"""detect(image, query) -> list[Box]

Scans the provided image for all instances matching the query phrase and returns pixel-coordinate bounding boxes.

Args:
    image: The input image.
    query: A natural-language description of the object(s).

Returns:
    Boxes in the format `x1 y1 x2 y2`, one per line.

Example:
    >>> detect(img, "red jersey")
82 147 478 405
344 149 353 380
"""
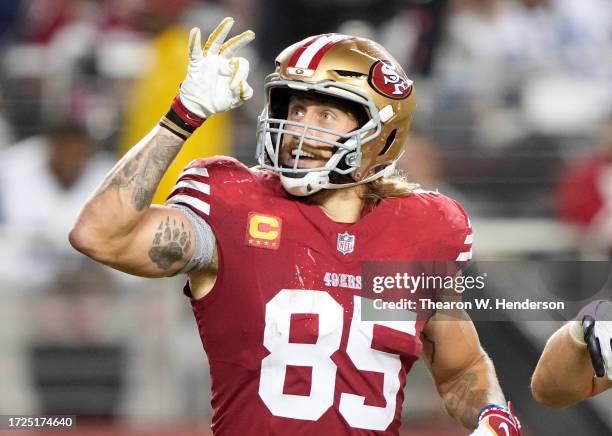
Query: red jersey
166 157 472 435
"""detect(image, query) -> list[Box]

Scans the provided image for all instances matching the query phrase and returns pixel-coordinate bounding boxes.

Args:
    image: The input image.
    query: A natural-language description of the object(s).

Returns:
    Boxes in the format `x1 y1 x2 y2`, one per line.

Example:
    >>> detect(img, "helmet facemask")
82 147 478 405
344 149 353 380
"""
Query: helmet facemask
256 79 383 196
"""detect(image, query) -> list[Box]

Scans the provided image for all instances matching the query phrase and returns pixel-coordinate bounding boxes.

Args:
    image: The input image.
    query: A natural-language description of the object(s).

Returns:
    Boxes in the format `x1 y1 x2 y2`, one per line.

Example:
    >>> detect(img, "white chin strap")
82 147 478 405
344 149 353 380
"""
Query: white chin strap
280 162 397 196
280 171 330 196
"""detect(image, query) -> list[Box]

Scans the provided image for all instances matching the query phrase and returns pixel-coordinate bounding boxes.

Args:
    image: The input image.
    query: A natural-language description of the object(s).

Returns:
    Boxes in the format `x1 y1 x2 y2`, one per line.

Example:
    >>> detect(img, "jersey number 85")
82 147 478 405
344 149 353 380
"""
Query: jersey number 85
259 290 416 431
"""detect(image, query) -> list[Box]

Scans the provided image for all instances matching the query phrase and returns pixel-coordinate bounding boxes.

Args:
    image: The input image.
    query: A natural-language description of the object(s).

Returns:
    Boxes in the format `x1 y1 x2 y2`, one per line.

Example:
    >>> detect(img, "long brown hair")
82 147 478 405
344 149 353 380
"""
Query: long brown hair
301 171 420 209
361 172 420 208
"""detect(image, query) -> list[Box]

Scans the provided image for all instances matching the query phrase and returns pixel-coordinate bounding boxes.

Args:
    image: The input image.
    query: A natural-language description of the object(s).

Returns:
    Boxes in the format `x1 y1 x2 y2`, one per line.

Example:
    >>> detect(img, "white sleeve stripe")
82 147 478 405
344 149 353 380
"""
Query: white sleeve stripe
167 194 210 215
180 167 209 178
172 180 210 195
456 250 472 262
464 234 473 244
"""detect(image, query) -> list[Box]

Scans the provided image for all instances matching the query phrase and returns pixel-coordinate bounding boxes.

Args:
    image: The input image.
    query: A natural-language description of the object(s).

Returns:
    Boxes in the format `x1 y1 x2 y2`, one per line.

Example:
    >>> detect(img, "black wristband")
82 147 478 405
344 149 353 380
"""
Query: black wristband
159 95 206 140
160 110 194 140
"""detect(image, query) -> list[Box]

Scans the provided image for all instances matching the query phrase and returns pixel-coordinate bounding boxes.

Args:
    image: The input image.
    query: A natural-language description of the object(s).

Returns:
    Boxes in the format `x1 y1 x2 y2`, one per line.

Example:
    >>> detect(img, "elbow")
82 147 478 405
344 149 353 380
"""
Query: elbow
68 222 98 257
69 217 129 266
69 206 134 264
530 382 557 408
69 219 115 262
530 378 579 409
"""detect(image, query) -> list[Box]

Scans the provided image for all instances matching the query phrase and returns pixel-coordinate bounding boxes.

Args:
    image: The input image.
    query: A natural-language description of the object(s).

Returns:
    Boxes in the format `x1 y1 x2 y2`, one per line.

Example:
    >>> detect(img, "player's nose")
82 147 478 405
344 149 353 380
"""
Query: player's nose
301 118 327 139
300 110 318 125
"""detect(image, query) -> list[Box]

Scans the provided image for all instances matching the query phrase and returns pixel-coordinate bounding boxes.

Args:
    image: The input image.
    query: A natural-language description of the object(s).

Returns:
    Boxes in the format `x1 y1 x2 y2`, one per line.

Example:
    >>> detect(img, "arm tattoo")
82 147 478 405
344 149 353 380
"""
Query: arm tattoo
95 130 183 211
95 155 139 193
132 135 182 210
148 216 192 269
443 369 489 427
440 357 505 429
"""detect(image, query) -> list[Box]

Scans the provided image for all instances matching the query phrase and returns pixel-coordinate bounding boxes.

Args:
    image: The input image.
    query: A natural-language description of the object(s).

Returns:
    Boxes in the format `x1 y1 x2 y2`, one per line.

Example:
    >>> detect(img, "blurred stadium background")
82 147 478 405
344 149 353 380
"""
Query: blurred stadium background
0 0 611 435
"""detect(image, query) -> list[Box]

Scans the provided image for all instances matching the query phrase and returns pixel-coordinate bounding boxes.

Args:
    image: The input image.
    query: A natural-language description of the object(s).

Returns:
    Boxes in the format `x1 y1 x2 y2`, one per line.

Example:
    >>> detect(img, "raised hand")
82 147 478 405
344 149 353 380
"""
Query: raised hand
179 17 255 118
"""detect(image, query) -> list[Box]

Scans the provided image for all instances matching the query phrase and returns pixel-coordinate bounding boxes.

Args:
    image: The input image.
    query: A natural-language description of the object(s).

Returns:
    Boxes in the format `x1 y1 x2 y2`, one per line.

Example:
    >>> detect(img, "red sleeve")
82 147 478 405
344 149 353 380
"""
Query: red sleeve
448 198 473 268
427 193 472 270
165 156 250 224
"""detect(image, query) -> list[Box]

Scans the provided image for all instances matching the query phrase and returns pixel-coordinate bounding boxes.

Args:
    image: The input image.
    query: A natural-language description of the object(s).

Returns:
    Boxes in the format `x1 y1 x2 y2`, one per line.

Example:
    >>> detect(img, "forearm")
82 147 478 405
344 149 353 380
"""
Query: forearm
437 352 506 429
71 126 183 245
531 323 594 408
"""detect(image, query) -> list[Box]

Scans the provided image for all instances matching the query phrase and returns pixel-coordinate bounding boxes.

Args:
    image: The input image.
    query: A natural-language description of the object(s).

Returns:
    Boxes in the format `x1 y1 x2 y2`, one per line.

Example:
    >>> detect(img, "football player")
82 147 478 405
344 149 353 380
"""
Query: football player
70 18 521 435
531 300 612 408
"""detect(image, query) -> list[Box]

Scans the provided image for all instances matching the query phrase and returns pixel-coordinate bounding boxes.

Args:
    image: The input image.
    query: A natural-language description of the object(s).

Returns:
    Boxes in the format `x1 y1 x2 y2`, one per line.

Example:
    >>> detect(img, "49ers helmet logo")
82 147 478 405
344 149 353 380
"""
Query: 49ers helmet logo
368 60 413 100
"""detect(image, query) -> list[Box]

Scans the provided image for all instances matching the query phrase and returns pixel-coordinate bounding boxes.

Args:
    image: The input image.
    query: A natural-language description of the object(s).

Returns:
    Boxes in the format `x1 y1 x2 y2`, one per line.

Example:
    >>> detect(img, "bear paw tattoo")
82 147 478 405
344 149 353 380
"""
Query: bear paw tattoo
148 216 192 270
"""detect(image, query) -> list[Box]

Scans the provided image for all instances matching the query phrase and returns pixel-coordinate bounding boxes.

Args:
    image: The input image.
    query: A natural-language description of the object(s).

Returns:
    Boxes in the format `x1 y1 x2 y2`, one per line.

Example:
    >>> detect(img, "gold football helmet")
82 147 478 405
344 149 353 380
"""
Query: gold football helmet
255 33 417 196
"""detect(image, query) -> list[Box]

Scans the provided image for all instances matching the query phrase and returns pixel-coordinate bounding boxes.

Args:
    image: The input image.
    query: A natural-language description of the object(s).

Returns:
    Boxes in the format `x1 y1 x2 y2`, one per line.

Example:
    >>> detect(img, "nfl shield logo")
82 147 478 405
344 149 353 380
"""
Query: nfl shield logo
336 231 355 255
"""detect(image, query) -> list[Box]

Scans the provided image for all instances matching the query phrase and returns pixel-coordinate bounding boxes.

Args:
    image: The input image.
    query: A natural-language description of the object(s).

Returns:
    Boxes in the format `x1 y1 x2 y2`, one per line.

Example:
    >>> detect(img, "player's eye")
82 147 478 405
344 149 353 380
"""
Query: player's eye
289 107 305 118
321 111 336 121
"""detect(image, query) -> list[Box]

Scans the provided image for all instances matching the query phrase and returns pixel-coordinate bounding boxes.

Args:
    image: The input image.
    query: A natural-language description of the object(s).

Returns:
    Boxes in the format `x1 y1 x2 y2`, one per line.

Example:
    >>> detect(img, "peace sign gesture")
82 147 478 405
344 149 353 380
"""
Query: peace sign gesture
179 17 255 118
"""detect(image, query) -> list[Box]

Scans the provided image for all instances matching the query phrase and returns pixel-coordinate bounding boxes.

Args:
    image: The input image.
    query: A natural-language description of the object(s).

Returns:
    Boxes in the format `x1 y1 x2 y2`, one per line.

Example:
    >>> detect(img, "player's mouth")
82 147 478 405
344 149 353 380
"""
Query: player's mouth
282 147 329 169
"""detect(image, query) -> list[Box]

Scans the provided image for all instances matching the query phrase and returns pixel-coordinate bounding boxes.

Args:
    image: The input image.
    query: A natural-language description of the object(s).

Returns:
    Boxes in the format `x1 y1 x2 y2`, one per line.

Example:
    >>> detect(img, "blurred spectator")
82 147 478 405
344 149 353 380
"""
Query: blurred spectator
21 0 97 44
0 0 24 44
530 0 612 79
0 121 113 287
435 0 612 143
556 120 612 256
255 0 409 63
379 0 449 76
437 0 529 95
102 0 194 35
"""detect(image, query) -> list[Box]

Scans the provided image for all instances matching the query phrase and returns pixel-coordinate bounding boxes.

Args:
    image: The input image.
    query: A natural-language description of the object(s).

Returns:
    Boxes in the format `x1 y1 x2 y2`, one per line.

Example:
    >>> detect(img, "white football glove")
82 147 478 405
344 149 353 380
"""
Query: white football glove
569 300 612 379
179 17 254 118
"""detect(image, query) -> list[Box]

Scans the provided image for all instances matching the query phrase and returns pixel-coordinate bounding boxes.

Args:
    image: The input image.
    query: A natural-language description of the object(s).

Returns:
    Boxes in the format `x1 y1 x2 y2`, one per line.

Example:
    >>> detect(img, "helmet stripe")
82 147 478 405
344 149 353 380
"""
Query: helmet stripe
288 35 319 68
291 34 348 70
305 34 348 70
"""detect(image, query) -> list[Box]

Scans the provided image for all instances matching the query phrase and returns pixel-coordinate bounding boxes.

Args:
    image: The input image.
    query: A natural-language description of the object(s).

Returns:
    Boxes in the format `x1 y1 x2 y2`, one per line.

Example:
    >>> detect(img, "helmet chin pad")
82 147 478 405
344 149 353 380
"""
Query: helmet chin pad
280 171 329 196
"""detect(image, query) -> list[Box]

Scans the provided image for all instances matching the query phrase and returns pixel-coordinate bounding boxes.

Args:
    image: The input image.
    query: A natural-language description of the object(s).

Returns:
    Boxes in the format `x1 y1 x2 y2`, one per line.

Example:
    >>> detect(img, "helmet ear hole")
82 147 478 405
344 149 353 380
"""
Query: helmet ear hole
270 87 289 119
378 129 397 156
